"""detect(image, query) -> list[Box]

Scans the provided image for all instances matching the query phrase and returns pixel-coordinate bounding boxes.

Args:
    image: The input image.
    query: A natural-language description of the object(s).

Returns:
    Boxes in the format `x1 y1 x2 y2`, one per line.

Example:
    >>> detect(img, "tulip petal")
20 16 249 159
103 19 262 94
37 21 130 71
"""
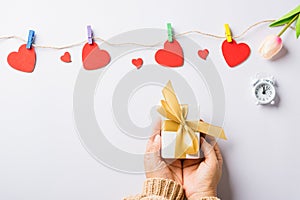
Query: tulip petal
258 35 283 59
270 5 300 27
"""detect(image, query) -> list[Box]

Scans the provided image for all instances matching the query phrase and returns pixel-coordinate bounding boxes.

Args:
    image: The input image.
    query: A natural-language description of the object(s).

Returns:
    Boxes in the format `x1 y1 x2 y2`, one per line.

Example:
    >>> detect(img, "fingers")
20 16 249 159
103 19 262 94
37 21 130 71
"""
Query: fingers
213 143 223 167
200 137 217 162
202 134 216 145
203 135 223 167
147 134 182 169
183 137 222 169
144 134 164 174
153 120 162 135
146 134 161 153
164 159 182 169
144 133 163 173
146 120 161 153
183 159 201 168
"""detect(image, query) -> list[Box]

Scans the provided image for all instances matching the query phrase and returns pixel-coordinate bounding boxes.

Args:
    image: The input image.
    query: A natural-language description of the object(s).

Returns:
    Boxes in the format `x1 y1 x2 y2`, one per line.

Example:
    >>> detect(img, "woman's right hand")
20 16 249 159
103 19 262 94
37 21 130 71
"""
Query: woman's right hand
183 137 223 200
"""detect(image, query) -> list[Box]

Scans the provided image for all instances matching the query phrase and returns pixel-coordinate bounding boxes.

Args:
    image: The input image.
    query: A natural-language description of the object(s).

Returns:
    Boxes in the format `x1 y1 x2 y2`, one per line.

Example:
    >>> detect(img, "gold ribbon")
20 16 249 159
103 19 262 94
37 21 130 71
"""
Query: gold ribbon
157 81 227 158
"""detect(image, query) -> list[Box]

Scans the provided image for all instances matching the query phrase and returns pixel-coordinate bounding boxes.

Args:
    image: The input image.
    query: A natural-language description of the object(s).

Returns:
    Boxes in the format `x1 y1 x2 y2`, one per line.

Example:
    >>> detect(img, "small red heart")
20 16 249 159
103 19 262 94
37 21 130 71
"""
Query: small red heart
7 44 36 73
82 43 111 70
221 39 251 67
132 58 143 69
60 52 71 63
155 40 184 67
198 49 209 60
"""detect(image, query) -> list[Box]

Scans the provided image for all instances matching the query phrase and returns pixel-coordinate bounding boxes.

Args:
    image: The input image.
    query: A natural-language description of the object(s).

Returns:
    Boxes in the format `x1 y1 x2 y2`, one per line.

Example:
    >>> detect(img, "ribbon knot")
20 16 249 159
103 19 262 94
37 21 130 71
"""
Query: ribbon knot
180 121 187 127
157 81 227 158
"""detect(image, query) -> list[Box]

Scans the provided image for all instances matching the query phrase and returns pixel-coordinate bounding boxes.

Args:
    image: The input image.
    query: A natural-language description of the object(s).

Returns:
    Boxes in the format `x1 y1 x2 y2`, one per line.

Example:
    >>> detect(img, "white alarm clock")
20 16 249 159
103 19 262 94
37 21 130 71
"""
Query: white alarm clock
252 75 277 105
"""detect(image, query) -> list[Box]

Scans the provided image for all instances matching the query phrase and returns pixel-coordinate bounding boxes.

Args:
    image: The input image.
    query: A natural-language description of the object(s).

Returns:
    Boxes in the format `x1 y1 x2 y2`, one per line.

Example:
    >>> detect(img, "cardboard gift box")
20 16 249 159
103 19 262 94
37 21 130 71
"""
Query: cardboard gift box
161 119 200 159
157 81 227 159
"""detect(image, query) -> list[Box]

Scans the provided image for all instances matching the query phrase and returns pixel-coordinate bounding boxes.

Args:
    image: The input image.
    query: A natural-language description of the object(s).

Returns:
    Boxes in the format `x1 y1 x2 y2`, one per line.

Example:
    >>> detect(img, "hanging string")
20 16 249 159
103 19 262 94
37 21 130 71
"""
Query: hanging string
0 35 27 42
0 19 296 50
175 20 282 39
36 41 86 50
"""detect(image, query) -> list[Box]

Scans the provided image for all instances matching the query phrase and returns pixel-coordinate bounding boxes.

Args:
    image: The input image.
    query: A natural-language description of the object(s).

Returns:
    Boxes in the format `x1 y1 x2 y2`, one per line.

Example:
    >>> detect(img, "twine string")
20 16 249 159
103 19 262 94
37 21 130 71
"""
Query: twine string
0 19 295 50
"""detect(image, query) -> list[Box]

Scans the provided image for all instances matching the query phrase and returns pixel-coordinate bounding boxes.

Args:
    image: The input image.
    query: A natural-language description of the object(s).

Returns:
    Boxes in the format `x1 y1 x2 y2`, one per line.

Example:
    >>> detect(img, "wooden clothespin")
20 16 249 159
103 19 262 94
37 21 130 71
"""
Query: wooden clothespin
167 23 173 42
87 25 93 44
224 24 232 43
26 30 35 49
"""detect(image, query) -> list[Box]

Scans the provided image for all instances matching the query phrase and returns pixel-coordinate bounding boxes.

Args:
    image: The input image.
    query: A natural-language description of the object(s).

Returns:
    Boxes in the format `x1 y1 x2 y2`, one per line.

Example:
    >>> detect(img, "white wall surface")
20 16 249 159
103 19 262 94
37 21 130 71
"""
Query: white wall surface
0 0 299 200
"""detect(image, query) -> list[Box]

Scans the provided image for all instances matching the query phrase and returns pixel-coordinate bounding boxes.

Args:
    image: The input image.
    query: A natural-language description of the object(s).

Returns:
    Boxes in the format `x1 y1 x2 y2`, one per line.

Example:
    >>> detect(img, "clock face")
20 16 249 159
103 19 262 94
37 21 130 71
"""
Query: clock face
254 82 276 104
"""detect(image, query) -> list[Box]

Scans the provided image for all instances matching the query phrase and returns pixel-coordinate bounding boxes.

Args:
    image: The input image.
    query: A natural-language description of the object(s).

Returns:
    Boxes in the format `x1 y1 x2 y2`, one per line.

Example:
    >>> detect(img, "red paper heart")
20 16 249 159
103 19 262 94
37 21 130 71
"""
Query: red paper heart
60 52 71 63
132 58 143 69
221 39 251 67
7 44 36 73
198 49 209 60
82 43 111 70
155 40 184 67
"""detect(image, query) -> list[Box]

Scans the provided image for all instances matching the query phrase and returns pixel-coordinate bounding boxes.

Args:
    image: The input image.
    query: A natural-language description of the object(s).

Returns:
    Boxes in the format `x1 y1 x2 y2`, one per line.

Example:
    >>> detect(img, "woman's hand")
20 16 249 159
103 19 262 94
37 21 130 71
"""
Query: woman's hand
144 121 183 184
183 137 223 199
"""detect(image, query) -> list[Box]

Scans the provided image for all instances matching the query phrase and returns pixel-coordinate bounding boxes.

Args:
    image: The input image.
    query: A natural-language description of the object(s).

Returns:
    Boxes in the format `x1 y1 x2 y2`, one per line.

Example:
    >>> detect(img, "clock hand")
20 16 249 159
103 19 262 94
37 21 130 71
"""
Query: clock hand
262 85 266 94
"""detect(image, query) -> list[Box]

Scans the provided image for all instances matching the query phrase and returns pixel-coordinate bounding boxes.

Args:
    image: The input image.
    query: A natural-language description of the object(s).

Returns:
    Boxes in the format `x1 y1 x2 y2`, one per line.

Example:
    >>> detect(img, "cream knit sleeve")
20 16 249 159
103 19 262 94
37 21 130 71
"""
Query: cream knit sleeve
123 178 184 200
123 178 220 200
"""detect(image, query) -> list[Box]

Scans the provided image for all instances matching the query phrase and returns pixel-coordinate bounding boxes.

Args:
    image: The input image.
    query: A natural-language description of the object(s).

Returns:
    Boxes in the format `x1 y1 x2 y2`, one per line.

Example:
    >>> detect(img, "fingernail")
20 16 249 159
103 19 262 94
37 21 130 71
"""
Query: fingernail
200 137 205 143
154 134 160 143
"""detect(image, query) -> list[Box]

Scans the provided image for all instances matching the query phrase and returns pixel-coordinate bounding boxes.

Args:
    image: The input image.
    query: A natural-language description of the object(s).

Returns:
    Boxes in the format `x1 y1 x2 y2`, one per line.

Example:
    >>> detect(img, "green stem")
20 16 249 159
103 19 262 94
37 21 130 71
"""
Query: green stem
277 14 299 37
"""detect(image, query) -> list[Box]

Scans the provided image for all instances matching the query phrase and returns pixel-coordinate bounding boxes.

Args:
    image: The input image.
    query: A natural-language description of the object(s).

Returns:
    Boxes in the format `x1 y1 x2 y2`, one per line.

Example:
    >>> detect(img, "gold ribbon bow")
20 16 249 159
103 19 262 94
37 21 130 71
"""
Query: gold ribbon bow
157 81 227 158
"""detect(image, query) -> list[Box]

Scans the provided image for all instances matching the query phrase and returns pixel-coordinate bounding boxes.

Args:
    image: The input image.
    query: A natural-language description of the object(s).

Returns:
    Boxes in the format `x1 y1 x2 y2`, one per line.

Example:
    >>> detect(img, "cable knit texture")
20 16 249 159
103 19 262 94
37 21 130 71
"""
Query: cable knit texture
142 178 184 200
123 178 220 200
197 197 220 200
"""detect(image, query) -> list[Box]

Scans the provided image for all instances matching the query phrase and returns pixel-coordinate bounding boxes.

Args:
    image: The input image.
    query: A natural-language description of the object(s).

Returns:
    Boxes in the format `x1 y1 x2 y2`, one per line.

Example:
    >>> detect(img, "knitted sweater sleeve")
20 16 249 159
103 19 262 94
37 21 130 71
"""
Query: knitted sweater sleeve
123 178 220 200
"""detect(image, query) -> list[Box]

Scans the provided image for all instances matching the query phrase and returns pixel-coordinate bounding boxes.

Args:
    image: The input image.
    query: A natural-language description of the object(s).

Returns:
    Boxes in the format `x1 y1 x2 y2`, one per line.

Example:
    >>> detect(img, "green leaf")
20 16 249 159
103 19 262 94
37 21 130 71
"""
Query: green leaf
270 5 300 27
270 15 295 27
296 14 300 38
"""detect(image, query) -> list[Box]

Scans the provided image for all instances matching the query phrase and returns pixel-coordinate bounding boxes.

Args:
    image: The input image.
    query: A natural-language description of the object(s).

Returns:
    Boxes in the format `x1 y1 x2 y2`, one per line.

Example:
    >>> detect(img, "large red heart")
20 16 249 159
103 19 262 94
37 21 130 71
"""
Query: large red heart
82 43 111 70
221 39 251 67
7 44 36 73
155 40 184 67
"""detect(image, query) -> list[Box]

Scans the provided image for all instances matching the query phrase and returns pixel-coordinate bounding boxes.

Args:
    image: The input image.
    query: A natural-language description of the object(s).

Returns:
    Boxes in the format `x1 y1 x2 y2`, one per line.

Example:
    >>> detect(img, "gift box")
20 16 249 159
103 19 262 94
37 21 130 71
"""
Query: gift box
157 81 227 159
161 119 201 159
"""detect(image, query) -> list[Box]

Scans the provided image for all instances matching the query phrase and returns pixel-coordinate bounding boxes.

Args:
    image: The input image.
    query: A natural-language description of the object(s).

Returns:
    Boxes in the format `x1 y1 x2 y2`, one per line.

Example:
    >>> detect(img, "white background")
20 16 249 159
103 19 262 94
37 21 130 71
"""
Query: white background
0 0 300 200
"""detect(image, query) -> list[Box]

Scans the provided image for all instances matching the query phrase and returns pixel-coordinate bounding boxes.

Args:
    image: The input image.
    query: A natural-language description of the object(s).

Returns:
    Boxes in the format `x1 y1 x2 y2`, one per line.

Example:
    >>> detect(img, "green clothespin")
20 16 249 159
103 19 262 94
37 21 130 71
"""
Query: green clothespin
270 5 300 38
167 23 173 42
